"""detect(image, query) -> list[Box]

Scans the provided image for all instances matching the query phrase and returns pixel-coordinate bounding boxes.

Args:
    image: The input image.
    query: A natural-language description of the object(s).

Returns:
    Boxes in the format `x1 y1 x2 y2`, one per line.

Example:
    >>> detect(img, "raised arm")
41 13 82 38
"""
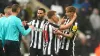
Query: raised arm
59 13 77 30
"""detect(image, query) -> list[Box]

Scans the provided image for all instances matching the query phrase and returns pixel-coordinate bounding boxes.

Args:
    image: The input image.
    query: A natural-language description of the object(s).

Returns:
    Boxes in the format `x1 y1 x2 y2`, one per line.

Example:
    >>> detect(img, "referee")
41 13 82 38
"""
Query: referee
4 4 33 56
0 15 4 56
0 6 12 56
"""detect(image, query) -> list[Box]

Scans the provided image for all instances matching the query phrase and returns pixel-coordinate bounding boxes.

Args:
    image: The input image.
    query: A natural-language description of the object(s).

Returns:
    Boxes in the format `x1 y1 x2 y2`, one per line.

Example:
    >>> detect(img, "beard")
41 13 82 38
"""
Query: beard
37 17 44 21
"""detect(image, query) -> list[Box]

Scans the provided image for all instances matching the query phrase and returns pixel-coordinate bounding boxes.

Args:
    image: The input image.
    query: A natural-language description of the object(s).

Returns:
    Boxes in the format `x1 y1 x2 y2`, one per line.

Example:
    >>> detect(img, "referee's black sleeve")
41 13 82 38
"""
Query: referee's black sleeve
24 24 29 30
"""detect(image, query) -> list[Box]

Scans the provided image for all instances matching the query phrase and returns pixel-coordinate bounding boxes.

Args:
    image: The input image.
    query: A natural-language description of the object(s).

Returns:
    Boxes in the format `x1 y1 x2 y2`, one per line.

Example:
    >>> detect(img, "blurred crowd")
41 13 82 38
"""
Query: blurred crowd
1 0 100 56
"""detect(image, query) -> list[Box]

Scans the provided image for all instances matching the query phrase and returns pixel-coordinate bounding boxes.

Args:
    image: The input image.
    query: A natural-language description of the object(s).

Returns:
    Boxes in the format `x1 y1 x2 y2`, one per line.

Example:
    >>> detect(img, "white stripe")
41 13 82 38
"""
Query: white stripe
65 39 70 50
57 38 60 54
33 20 39 48
54 36 57 54
51 55 53 56
72 34 77 56
38 20 45 49
64 19 70 24
61 37 65 49
48 25 53 55
30 20 35 47
61 19 70 49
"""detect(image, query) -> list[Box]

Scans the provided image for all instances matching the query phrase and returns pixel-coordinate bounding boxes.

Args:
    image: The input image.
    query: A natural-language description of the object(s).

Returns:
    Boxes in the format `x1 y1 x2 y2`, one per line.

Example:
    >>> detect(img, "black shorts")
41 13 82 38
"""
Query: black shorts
0 40 4 56
29 47 43 56
4 40 21 56
43 54 58 56
43 55 51 56
59 49 73 56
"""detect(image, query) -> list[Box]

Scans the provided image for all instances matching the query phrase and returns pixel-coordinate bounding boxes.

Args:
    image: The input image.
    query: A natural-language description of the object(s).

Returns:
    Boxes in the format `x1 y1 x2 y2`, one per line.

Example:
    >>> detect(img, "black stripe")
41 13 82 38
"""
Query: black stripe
32 19 37 47
31 19 48 49
64 38 67 50
60 19 70 49
51 34 55 54
49 23 59 28
36 20 41 48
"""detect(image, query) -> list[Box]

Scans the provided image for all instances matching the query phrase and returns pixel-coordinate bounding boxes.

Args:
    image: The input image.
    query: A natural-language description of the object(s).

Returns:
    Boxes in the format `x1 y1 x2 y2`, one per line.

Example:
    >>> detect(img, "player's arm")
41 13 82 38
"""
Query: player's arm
54 29 73 38
59 13 77 30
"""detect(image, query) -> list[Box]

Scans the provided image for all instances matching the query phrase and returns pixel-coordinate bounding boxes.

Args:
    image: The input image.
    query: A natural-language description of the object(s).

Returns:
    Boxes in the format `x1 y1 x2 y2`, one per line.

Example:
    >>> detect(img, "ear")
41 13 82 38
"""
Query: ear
17 8 20 13
16 9 19 14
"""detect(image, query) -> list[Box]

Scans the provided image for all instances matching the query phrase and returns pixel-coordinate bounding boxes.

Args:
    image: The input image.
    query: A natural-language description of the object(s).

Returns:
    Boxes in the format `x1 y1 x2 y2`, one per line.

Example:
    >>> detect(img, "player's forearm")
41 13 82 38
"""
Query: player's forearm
59 18 76 30
63 32 73 38
59 13 77 30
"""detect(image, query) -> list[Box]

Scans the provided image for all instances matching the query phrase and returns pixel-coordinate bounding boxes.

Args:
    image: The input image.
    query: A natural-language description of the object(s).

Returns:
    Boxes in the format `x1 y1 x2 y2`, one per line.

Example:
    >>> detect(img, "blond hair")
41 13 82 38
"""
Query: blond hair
65 6 76 17
4 6 12 13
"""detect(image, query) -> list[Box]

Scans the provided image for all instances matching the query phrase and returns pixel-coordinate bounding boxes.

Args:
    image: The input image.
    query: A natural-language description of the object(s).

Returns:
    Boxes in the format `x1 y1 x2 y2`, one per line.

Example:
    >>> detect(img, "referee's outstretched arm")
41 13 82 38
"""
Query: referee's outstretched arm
16 19 33 36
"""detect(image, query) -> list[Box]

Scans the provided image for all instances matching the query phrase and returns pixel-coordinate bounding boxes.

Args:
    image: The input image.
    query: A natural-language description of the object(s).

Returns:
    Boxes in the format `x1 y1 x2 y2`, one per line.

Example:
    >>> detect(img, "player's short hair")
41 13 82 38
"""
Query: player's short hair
4 6 12 13
47 10 56 19
65 6 76 13
38 8 46 13
12 4 20 12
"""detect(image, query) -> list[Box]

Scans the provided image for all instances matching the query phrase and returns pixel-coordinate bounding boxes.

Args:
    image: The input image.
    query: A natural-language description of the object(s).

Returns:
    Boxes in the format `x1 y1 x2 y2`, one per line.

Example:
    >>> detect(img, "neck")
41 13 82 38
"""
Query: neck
12 12 18 16
48 18 56 24
4 14 8 17
37 17 44 21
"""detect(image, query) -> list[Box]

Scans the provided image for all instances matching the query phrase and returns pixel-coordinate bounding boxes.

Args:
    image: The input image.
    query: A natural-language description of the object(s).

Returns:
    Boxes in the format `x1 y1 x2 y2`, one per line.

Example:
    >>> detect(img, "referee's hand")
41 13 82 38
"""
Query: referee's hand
22 21 27 26
29 25 34 30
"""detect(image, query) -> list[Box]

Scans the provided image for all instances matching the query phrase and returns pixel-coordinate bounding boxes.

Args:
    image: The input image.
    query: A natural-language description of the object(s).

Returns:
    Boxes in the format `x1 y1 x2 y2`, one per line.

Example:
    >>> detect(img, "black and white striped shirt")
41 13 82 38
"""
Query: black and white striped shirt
60 18 77 52
60 19 70 50
43 22 60 55
28 19 47 49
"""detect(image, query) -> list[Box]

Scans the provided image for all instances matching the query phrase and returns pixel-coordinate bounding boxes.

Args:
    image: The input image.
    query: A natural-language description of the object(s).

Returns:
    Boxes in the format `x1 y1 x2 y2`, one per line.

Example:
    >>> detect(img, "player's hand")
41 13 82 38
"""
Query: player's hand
72 13 77 20
29 25 34 30
54 30 62 35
